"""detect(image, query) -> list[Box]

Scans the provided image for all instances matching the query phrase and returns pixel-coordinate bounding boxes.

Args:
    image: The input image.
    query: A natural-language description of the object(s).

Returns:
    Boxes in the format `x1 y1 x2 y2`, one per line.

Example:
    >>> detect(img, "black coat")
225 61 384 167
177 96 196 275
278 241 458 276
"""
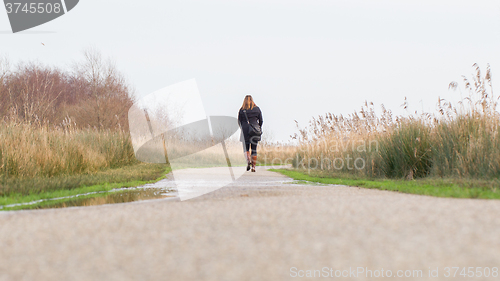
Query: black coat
238 106 263 143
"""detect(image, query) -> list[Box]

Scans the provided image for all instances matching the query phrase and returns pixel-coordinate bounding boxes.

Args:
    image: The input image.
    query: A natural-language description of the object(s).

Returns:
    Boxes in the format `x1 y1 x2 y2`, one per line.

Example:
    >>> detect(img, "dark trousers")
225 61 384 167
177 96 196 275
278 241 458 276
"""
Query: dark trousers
244 142 257 156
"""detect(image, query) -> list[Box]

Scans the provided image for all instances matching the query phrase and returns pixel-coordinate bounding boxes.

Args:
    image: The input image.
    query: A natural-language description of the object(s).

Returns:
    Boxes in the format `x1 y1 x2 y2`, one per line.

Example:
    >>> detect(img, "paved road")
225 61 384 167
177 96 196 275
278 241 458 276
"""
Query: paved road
1 167 500 281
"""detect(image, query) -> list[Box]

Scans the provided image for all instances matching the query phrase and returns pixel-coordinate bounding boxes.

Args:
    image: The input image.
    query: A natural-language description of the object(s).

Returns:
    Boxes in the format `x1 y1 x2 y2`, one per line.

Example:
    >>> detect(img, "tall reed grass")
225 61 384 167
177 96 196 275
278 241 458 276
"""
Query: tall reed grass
0 120 136 179
293 64 500 180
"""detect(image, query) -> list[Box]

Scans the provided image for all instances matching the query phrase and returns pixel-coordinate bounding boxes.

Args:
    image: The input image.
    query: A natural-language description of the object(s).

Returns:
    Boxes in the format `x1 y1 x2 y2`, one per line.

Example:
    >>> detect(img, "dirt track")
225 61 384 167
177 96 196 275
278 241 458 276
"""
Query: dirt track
1 167 500 281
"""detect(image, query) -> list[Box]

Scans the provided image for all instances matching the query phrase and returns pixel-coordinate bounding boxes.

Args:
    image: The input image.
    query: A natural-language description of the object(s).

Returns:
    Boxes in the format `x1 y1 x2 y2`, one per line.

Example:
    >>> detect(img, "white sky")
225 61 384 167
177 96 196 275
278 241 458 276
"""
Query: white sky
1 0 499 141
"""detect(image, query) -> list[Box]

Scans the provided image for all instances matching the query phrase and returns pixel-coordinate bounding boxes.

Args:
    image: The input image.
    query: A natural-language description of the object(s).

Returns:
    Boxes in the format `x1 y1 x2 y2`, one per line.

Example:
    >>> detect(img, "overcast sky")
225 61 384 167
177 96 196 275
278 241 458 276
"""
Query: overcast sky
1 0 500 141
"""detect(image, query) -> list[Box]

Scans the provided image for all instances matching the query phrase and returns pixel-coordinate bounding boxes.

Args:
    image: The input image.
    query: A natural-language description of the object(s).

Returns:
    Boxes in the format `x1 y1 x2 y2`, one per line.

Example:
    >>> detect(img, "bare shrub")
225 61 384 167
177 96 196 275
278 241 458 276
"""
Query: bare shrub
0 49 134 130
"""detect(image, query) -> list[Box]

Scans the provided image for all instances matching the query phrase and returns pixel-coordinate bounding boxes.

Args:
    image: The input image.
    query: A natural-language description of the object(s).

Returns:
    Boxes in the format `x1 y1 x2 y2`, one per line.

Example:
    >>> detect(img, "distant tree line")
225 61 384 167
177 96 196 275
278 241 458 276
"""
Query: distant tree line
0 48 134 131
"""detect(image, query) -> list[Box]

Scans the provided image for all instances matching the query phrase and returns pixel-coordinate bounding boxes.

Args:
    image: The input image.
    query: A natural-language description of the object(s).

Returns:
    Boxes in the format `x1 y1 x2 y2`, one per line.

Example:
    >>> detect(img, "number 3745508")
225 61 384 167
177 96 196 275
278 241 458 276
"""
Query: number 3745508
443 267 498 278
5 2 62 14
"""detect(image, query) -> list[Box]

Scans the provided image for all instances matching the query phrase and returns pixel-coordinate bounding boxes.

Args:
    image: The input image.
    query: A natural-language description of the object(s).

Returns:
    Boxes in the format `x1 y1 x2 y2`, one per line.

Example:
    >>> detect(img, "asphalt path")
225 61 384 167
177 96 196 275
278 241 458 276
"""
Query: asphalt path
1 167 500 281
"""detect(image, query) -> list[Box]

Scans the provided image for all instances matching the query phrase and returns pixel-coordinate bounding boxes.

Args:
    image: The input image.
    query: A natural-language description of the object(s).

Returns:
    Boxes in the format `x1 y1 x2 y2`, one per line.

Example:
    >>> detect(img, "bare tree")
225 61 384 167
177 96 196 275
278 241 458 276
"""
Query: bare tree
0 49 134 130
72 48 134 130
0 60 68 124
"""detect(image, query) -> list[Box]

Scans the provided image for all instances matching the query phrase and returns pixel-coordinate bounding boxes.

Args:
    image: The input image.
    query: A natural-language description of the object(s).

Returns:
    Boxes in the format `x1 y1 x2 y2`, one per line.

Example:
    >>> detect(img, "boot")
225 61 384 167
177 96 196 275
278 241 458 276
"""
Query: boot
246 151 251 171
251 155 257 172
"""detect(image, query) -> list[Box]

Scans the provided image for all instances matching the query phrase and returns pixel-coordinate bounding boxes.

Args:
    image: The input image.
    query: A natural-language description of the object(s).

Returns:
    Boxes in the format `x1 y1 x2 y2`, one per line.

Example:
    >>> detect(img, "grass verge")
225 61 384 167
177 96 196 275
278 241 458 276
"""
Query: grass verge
0 163 171 210
270 169 500 199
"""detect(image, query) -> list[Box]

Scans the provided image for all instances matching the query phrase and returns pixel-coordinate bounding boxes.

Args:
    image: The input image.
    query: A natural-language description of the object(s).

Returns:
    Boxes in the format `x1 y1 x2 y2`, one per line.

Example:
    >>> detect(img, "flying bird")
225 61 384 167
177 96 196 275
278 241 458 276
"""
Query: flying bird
41 43 45 46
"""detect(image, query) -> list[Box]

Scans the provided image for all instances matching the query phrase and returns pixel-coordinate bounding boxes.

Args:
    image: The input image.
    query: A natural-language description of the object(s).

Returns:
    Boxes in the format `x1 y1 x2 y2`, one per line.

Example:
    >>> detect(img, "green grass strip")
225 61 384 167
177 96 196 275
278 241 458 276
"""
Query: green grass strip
270 169 500 200
1 163 171 210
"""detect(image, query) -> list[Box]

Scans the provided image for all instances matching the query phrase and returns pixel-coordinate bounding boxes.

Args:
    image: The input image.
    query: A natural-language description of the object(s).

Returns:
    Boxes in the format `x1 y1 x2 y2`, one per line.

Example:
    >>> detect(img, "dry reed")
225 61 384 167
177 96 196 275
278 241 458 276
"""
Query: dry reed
292 64 500 179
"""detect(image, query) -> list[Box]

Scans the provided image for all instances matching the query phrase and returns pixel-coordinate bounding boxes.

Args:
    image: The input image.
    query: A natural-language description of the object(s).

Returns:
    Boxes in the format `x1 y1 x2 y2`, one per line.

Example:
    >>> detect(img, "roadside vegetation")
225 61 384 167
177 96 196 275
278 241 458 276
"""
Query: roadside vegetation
276 64 500 199
271 169 500 199
2 52 498 208
0 163 169 210
0 50 170 209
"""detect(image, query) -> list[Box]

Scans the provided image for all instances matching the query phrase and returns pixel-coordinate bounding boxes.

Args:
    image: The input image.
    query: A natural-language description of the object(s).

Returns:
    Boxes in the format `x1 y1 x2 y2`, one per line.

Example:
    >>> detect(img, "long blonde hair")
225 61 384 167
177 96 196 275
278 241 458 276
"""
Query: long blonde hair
241 95 256 110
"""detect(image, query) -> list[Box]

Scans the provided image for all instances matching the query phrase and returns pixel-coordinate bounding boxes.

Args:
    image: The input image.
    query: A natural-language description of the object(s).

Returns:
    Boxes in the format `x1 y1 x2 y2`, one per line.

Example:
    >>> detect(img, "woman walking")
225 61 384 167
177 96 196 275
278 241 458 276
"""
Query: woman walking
238 95 263 172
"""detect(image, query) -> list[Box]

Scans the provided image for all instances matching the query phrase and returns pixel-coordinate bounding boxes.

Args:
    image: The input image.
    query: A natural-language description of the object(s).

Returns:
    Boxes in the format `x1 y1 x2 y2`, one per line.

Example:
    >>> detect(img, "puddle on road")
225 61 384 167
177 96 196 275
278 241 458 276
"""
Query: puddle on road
0 174 181 210
40 188 176 209
1 169 308 210
1 186 177 210
289 180 330 186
